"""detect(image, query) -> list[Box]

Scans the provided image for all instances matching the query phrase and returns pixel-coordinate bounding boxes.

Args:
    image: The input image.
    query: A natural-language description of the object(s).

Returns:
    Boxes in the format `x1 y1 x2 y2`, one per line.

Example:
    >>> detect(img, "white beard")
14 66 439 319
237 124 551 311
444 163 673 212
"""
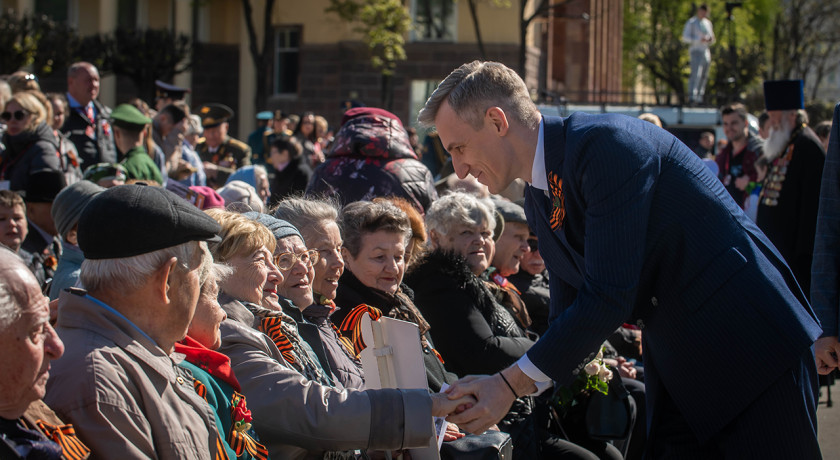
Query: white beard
763 117 794 162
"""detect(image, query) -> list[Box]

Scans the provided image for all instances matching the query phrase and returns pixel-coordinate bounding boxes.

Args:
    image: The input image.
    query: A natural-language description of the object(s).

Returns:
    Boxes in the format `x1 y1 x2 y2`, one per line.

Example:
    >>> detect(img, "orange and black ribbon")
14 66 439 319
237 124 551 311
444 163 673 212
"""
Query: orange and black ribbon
35 420 91 460
259 316 297 364
338 304 383 356
228 392 268 460
190 379 231 460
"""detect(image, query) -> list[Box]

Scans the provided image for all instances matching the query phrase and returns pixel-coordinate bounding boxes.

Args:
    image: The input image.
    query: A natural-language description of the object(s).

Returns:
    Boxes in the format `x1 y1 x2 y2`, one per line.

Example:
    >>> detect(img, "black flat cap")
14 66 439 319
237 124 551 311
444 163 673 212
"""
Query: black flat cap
764 80 804 111
78 184 221 260
23 170 67 203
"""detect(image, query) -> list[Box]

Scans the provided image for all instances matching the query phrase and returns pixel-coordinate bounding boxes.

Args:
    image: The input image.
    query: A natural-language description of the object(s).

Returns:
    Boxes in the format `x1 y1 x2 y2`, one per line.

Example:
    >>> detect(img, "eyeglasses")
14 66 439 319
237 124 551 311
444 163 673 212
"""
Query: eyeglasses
23 73 37 82
0 110 28 122
274 249 320 270
527 239 539 252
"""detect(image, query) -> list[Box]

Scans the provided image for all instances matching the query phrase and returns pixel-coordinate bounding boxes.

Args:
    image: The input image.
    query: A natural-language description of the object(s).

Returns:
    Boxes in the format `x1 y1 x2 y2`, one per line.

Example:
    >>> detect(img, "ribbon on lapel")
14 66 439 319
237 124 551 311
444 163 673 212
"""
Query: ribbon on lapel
35 420 91 460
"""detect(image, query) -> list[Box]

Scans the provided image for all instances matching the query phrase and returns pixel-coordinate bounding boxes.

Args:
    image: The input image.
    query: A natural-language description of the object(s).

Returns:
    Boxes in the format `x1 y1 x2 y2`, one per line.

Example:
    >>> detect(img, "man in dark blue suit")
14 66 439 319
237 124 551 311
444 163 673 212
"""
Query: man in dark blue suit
420 61 822 457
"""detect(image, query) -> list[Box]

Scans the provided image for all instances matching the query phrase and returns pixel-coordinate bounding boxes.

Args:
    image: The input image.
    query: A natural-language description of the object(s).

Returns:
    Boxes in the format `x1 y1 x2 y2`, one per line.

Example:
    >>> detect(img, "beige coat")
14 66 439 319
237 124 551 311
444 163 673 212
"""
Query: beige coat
218 295 435 460
45 289 225 459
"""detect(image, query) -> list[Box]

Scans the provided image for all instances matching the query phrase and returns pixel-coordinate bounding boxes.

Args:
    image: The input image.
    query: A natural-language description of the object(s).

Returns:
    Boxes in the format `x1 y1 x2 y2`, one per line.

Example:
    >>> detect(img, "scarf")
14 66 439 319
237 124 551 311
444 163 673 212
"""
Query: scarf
175 336 241 392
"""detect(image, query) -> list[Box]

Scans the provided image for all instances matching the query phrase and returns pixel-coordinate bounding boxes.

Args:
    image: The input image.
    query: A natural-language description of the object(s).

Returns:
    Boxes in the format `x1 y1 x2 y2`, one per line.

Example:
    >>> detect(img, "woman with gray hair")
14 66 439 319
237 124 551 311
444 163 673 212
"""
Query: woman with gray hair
0 91 63 191
273 196 365 390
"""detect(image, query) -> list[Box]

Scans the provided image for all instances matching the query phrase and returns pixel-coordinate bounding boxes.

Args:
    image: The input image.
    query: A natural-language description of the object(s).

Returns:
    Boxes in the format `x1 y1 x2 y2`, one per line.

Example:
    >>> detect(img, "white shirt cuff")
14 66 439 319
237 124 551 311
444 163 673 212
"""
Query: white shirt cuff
516 354 553 396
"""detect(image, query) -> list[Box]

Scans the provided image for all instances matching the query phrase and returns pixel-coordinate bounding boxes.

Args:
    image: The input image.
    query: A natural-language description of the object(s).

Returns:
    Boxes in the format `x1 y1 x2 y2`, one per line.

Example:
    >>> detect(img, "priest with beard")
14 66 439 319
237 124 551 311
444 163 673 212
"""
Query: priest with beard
757 79 825 300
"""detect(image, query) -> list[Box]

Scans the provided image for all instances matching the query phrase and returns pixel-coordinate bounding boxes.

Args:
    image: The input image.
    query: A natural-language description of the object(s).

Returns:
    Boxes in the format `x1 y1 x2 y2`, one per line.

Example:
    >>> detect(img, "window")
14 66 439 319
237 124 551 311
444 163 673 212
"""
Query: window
274 26 301 95
35 0 69 22
117 0 138 29
411 0 456 42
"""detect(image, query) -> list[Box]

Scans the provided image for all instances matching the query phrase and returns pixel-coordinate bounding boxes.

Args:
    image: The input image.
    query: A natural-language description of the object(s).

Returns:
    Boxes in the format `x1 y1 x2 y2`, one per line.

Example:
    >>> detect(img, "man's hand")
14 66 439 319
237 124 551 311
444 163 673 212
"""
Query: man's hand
444 367 535 434
815 336 840 375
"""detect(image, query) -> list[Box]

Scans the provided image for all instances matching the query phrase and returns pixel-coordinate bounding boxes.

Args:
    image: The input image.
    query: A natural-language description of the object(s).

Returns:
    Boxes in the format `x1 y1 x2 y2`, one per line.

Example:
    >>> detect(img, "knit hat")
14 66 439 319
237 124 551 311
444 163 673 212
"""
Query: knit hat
50 180 105 239
243 212 303 242
217 180 264 213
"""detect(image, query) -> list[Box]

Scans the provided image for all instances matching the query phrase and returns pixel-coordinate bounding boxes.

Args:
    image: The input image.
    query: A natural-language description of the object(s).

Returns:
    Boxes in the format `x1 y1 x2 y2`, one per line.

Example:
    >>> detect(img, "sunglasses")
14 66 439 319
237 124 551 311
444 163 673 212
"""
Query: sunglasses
274 249 320 271
527 239 539 252
0 110 28 122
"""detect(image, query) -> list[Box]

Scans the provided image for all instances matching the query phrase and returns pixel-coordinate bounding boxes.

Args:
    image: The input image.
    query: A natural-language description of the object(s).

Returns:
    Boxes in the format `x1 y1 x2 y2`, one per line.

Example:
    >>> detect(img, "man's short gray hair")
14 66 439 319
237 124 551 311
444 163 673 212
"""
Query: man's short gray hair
417 60 541 131
424 191 496 241
80 241 210 293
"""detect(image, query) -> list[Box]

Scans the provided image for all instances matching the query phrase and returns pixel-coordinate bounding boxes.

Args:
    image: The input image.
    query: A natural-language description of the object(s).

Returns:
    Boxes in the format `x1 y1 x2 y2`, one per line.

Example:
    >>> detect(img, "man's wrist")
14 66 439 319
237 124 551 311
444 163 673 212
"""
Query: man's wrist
500 365 537 397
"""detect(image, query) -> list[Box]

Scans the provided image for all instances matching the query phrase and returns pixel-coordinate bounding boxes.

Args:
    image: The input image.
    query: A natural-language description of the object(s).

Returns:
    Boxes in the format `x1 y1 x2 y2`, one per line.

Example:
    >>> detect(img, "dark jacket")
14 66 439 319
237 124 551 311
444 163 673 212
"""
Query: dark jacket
403 250 533 377
300 302 366 390
306 108 437 214
60 99 116 169
0 122 62 192
333 269 457 392
509 270 551 337
268 154 312 207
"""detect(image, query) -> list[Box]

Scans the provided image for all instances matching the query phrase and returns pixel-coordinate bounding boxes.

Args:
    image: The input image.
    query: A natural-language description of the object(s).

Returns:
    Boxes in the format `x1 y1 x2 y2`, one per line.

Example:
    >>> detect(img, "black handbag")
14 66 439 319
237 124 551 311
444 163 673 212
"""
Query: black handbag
440 430 513 460
584 370 637 441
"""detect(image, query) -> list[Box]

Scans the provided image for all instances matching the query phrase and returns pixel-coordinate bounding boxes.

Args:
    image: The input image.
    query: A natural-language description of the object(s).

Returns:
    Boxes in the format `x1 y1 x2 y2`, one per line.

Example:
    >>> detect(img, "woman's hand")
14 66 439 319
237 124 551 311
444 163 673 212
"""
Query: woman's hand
443 422 465 442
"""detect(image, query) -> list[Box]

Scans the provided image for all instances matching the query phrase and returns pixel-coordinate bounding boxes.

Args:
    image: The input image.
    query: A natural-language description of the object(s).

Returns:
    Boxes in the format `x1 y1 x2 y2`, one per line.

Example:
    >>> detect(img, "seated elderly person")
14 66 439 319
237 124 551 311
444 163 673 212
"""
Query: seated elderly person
44 185 228 459
48 181 105 300
331 200 457 393
487 198 533 331
175 262 267 460
273 197 364 390
206 209 469 459
0 247 90 459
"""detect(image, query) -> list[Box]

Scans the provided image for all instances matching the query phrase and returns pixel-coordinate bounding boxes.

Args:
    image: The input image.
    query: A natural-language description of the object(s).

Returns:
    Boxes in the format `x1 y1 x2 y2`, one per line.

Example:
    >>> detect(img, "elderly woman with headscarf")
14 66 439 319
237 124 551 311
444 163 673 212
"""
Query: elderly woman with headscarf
271 197 365 390
48 181 105 300
205 209 469 459
0 91 63 192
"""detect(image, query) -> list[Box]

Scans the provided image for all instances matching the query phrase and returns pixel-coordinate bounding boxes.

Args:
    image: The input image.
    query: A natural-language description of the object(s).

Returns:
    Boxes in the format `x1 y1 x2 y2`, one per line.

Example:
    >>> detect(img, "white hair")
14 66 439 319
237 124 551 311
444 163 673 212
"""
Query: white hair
0 248 28 329
80 241 210 293
425 190 496 240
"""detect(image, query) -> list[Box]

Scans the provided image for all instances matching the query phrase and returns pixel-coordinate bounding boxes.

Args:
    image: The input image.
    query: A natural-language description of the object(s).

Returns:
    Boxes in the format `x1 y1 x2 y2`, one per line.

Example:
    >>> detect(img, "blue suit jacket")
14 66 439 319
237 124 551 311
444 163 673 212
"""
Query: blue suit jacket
524 113 821 441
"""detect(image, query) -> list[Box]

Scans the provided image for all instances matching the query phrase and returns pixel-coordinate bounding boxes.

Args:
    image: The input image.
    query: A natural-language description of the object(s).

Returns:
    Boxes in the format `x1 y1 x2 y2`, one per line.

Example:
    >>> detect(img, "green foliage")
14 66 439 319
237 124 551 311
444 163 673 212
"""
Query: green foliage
623 0 775 105
109 28 192 102
326 0 411 75
0 10 77 76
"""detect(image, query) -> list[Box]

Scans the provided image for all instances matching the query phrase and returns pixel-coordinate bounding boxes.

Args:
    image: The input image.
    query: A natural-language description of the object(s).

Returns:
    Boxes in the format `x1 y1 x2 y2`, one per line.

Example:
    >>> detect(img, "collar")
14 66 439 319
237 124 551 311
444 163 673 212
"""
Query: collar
530 118 548 191
175 336 241 392
65 94 93 113
84 294 157 345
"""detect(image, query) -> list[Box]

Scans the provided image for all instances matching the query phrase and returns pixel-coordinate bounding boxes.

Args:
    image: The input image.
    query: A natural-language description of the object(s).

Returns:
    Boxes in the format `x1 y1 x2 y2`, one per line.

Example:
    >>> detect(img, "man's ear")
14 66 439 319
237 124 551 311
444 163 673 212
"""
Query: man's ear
154 257 179 303
486 107 510 137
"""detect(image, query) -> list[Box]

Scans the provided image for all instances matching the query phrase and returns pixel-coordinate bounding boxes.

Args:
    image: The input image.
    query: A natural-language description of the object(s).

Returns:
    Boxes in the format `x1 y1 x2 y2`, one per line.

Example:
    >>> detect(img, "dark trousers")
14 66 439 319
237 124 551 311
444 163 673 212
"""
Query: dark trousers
646 346 821 459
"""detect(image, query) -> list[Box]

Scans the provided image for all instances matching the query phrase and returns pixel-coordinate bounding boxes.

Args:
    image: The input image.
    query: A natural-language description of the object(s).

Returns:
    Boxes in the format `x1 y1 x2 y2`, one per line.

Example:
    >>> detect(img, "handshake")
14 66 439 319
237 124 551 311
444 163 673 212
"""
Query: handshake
429 368 537 434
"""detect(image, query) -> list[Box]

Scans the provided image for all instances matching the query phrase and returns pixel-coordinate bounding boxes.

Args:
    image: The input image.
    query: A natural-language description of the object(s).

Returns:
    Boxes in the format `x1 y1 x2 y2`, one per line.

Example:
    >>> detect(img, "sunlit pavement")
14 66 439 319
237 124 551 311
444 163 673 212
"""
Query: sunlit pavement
819 377 840 459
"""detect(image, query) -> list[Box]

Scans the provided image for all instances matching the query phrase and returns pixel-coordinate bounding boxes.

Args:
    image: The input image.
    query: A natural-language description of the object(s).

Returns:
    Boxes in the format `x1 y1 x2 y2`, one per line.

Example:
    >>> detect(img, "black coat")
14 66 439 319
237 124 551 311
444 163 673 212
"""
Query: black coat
404 250 534 377
333 269 456 392
60 99 116 169
509 270 551 337
0 123 62 192
268 154 312 206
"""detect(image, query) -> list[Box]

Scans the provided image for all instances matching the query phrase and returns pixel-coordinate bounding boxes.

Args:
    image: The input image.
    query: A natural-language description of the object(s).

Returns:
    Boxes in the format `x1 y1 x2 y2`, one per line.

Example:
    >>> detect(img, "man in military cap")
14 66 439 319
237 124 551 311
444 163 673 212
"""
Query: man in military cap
110 104 164 184
757 80 825 299
44 184 227 459
20 170 66 293
247 110 273 164
154 79 190 112
61 62 116 170
195 103 251 188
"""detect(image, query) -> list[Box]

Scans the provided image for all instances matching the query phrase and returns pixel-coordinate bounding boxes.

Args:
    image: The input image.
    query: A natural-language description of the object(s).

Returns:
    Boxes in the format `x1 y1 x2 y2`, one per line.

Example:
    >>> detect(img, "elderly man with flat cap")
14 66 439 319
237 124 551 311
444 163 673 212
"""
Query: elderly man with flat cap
110 104 164 184
44 184 228 459
195 103 251 188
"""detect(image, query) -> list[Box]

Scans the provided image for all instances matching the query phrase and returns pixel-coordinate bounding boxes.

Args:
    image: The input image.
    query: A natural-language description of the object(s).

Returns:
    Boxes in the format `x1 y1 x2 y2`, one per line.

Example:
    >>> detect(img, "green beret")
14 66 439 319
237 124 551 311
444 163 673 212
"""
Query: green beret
110 104 151 132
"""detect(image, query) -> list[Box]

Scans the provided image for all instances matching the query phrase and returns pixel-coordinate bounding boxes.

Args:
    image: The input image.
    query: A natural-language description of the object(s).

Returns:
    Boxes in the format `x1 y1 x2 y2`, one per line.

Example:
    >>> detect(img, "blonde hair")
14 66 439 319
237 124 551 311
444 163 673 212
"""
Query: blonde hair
205 208 276 262
418 61 540 131
7 91 47 131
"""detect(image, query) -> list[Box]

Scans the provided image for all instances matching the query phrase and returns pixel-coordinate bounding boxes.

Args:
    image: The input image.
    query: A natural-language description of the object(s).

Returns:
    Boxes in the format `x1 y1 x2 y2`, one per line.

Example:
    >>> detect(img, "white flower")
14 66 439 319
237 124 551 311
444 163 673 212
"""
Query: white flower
598 365 613 382
584 361 600 376
595 349 603 360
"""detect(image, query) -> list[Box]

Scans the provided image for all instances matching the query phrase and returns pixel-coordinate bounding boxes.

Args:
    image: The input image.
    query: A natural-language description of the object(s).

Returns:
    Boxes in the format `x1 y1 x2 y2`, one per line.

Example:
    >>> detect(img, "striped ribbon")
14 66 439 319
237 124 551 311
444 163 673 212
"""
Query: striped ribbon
190 379 231 460
35 421 91 460
259 316 297 364
338 304 383 356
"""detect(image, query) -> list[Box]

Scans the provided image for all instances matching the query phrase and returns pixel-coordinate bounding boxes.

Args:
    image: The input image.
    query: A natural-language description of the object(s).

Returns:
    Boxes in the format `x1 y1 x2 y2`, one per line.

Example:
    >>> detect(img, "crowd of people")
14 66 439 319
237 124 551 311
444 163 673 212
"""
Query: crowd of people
0 56 834 460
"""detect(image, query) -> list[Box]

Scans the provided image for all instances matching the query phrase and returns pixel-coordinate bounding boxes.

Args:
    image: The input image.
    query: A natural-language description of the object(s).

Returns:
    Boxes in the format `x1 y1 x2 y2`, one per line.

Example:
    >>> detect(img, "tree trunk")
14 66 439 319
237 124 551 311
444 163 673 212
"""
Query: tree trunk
467 0 487 60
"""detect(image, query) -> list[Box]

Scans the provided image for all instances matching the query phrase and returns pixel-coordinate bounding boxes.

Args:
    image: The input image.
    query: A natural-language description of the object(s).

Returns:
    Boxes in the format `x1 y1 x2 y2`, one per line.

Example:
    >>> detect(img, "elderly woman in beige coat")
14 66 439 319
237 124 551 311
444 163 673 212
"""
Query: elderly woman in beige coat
205 209 470 460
